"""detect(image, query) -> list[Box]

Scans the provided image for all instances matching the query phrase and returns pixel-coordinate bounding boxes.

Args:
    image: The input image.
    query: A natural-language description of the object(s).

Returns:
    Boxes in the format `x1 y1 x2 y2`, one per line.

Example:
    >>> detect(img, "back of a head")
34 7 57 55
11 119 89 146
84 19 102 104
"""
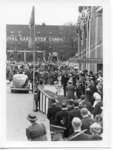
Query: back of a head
62 102 67 107
93 92 101 101
61 102 67 110
74 101 79 108
80 107 89 118
67 100 74 109
85 88 91 96
95 114 102 123
51 99 57 106
39 80 43 85
90 122 102 135
72 117 82 130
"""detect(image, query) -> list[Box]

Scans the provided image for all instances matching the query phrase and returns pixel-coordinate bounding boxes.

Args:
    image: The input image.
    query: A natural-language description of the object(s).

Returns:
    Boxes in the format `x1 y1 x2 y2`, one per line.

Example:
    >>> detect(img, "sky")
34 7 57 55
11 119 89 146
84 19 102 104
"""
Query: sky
0 0 79 25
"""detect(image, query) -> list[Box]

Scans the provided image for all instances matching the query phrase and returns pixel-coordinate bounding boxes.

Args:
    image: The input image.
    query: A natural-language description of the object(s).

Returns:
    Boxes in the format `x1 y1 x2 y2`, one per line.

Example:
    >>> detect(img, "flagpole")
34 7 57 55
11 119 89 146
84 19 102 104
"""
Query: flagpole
32 6 36 110
33 6 35 95
88 12 91 72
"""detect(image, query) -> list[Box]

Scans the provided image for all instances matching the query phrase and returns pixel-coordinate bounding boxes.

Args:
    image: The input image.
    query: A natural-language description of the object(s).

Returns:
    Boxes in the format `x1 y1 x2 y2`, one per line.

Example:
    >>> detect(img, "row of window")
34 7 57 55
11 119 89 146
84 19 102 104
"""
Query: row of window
7 36 64 42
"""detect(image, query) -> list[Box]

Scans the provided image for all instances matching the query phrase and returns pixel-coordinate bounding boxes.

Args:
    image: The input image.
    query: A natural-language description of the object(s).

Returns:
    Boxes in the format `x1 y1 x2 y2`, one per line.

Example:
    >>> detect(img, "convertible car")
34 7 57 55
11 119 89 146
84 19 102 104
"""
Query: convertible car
11 73 30 93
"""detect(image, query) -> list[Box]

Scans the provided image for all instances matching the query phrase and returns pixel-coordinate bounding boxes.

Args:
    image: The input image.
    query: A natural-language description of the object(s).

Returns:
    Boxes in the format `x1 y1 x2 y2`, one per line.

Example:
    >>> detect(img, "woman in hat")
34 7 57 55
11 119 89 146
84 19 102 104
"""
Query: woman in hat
26 113 47 141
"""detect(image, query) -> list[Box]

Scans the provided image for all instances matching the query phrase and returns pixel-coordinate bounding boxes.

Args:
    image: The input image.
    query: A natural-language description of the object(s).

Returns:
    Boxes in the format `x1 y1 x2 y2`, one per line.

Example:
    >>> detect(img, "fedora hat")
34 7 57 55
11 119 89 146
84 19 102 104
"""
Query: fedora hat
27 113 37 122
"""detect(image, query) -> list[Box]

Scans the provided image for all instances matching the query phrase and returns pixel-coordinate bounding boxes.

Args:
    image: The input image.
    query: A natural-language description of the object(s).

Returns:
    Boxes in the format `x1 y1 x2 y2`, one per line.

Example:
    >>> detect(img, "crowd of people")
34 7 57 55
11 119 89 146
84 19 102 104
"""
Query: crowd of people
6 61 103 141
6 62 58 85
47 68 103 141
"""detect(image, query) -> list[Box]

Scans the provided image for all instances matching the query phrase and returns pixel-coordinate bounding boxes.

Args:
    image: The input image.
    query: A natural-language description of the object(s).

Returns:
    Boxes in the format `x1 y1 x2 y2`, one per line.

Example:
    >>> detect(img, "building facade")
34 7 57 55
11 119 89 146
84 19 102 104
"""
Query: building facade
72 6 103 73
6 24 78 63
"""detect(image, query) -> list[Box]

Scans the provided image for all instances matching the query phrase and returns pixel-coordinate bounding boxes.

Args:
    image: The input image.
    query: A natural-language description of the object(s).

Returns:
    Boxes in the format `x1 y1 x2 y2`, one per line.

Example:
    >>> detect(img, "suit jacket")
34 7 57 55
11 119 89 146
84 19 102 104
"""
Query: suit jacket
55 109 70 137
55 109 69 127
72 75 78 86
68 107 82 120
68 108 82 136
82 100 92 112
26 123 47 141
47 105 61 124
61 75 69 86
68 130 92 141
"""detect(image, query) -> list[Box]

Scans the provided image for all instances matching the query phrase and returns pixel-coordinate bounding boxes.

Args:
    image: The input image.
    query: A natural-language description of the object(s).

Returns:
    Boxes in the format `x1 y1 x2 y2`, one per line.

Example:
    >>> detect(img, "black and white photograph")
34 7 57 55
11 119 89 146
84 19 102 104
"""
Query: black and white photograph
0 0 112 148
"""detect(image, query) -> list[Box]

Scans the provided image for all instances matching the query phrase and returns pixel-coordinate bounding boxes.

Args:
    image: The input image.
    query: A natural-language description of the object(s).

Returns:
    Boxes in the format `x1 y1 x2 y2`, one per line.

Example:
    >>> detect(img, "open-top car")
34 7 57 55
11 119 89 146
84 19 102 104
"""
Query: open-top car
11 73 30 93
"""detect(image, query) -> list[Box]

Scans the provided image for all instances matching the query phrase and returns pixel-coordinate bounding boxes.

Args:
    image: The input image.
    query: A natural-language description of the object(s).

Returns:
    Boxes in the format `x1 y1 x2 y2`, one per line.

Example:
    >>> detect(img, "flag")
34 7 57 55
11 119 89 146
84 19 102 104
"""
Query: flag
28 6 35 49
84 23 87 39
29 6 35 28
77 25 82 40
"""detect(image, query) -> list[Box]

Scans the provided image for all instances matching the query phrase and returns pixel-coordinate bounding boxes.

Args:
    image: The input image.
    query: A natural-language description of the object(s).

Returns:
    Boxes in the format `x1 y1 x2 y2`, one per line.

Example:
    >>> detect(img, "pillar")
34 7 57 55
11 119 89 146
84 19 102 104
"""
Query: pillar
95 12 99 73
24 51 26 64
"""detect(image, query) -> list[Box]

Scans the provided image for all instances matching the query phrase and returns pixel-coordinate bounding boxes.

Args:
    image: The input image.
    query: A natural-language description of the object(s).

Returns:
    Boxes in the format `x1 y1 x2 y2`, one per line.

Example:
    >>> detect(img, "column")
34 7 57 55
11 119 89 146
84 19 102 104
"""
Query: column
88 19 91 72
95 13 99 73
24 51 26 64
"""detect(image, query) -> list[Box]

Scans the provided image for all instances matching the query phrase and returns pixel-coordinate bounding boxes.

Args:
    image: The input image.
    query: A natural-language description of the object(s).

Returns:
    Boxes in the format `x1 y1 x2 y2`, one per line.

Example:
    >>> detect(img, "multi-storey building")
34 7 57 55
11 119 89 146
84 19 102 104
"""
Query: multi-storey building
72 6 103 73
6 24 78 63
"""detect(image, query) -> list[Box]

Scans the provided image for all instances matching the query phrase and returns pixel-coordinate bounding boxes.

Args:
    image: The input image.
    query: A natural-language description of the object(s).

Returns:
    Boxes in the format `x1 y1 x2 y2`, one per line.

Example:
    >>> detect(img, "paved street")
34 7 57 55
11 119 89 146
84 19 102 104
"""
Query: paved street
7 83 51 141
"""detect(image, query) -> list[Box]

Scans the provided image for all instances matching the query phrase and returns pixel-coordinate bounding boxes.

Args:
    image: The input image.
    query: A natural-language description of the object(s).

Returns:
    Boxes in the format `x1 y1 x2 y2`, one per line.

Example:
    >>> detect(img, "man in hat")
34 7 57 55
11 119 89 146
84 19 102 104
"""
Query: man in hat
26 113 47 141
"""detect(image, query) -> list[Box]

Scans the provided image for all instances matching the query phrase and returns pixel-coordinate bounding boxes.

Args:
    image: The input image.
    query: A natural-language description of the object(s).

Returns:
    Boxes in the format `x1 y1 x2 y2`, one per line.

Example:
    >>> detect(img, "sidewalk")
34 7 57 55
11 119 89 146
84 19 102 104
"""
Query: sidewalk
7 84 51 141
